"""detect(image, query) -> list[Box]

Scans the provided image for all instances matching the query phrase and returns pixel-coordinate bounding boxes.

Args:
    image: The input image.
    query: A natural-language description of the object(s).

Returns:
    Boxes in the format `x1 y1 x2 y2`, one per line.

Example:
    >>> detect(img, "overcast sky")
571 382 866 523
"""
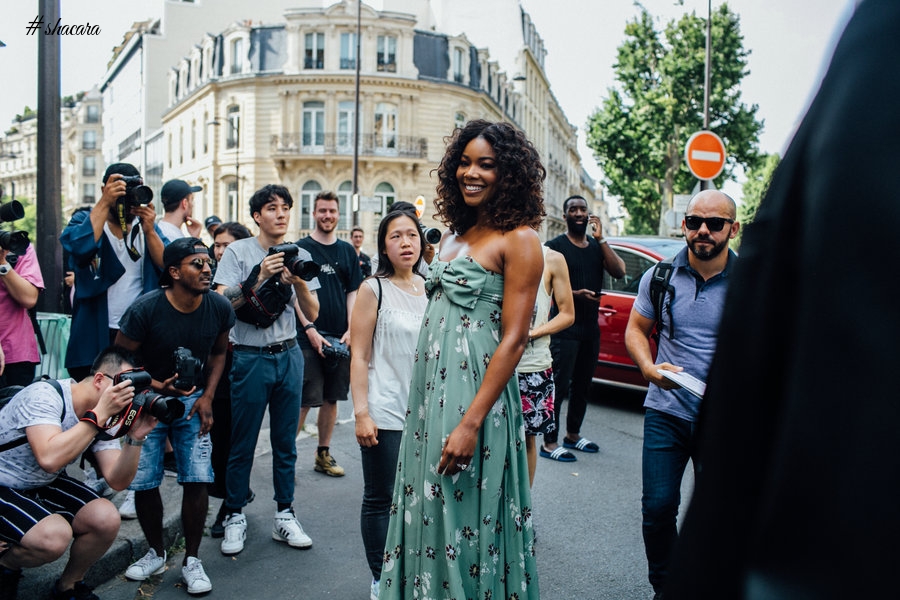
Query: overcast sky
0 0 854 205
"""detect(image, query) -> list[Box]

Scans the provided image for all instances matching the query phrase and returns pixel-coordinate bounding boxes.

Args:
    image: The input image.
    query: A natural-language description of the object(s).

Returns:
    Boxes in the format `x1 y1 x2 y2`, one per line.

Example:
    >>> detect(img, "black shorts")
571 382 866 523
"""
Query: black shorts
301 345 350 407
0 473 101 544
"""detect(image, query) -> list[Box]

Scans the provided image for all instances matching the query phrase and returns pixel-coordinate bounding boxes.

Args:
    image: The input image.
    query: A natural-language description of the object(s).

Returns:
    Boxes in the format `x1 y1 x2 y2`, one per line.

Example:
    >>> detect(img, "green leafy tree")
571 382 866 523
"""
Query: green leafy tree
734 152 779 248
586 4 763 234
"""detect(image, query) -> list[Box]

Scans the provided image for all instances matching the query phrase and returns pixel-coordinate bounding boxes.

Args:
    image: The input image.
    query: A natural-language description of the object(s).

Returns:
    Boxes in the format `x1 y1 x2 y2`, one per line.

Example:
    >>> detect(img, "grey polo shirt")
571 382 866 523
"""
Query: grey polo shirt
633 246 736 422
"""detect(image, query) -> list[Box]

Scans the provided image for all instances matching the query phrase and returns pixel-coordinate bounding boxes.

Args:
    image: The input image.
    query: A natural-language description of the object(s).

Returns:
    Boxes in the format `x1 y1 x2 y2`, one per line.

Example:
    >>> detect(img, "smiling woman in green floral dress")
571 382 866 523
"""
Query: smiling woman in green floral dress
379 120 545 600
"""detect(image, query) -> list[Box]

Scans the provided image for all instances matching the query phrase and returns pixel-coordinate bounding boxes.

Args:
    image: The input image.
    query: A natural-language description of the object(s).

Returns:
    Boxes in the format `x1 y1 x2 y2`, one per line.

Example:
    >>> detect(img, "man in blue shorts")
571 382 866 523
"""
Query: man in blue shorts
115 237 235 595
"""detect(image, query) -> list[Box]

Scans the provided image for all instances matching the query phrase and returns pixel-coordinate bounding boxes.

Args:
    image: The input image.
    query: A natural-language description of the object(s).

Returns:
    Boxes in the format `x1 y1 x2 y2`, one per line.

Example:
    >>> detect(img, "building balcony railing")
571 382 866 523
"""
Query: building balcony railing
271 133 427 159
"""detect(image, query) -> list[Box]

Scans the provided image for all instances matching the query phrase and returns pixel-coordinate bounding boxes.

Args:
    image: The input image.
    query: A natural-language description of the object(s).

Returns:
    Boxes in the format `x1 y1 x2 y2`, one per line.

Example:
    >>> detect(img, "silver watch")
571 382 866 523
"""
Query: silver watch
0 264 11 276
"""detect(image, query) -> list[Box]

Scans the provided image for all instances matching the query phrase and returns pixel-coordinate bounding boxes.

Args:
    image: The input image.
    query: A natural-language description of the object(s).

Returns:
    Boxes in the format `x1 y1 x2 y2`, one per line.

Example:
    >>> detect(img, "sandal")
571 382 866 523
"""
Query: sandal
539 446 577 462
563 437 600 453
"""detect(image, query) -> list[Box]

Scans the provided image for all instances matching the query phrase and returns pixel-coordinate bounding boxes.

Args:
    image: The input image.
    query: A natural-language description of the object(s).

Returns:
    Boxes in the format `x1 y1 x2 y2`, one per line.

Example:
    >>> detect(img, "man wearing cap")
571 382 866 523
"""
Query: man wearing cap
114 237 234 595
204 215 223 239
159 179 203 241
60 163 170 382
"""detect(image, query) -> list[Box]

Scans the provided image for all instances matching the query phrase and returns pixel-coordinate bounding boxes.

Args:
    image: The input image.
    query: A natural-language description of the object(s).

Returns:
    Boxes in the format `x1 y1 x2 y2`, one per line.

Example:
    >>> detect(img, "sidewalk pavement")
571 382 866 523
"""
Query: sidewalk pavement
17 475 185 599
17 406 349 599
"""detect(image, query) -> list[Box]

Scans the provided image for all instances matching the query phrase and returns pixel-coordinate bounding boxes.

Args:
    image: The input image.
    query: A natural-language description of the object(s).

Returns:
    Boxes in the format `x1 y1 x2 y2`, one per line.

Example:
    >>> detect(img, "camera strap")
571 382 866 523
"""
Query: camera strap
117 203 142 261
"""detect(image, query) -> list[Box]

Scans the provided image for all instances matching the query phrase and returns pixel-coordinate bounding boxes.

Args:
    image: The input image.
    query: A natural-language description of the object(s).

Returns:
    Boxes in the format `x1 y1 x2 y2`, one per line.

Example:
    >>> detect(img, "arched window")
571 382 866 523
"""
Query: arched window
374 181 395 215
337 180 353 231
300 180 322 231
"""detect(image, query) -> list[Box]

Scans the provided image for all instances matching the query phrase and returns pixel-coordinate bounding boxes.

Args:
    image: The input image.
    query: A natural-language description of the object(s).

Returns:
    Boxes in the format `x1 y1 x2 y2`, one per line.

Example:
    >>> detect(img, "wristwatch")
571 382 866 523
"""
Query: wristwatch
0 264 10 276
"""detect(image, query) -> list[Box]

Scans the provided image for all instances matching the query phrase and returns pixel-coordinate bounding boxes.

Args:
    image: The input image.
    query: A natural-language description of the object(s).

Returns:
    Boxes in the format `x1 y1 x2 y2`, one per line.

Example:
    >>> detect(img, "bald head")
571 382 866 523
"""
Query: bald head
686 190 736 220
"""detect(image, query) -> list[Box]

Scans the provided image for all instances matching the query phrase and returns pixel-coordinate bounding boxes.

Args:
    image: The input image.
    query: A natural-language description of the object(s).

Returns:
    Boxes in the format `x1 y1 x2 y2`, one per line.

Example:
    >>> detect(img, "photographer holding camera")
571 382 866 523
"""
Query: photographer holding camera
0 346 157 600
0 199 44 388
60 163 169 382
213 184 320 557
112 237 234 595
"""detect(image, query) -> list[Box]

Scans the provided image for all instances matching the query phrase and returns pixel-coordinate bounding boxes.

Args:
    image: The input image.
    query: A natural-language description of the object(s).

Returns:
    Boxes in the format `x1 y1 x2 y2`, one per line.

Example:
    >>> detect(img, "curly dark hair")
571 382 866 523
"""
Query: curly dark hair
434 120 545 234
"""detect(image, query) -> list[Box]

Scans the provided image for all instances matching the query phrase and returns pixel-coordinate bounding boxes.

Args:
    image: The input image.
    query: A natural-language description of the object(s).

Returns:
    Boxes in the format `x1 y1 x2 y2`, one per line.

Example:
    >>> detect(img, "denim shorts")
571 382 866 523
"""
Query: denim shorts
129 391 214 490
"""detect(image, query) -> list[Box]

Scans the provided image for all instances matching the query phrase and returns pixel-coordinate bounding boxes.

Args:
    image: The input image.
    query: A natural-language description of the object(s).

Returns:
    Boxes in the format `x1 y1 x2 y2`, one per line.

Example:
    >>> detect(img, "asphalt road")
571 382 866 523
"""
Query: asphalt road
93 385 694 600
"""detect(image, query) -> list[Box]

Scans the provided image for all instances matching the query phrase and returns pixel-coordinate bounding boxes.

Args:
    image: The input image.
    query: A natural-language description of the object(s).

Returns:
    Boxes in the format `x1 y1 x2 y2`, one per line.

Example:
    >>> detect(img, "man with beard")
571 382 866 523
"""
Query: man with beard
296 191 363 477
543 195 625 462
624 189 739 600
114 237 234 595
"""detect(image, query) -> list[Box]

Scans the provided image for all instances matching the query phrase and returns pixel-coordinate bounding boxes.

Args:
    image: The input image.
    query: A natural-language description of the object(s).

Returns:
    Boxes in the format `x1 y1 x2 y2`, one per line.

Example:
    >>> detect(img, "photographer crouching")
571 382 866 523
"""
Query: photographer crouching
0 347 157 600
113 237 234 595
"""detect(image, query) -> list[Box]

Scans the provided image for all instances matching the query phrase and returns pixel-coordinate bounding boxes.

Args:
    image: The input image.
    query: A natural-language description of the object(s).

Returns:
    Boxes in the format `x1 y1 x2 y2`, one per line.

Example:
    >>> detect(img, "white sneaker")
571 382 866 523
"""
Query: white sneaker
370 578 380 600
118 490 137 519
272 508 312 549
181 556 212 595
124 548 166 581
220 513 247 555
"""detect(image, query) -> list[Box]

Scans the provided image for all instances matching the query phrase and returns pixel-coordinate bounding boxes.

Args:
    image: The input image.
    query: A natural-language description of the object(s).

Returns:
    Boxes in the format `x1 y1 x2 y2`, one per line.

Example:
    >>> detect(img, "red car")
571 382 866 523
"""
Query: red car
593 236 686 391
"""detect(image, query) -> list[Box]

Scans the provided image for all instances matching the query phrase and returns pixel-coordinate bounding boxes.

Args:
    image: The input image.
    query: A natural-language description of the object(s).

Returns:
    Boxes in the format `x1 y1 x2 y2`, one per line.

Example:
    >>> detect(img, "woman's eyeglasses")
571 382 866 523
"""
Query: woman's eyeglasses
684 216 734 232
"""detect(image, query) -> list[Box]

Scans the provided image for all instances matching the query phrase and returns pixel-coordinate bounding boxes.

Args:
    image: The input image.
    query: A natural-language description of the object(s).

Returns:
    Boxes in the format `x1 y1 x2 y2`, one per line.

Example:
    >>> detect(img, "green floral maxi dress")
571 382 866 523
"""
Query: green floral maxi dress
380 256 539 600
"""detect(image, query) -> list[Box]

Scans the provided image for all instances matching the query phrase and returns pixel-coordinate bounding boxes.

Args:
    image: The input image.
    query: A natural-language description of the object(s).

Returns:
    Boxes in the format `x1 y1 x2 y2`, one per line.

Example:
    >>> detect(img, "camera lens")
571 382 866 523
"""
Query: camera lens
146 395 185 424
0 230 29 254
287 256 321 281
423 227 442 245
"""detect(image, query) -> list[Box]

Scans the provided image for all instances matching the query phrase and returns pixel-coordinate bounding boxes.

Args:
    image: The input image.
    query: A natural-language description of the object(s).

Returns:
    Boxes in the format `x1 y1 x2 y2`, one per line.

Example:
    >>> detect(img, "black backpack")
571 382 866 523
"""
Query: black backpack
0 377 65 453
649 257 676 342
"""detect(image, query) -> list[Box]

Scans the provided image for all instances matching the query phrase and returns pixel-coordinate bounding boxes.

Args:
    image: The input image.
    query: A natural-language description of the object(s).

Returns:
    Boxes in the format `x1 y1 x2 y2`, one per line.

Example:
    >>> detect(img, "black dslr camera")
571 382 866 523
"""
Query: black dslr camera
268 243 320 281
321 335 350 370
173 347 202 391
114 369 185 425
117 175 154 209
0 200 29 254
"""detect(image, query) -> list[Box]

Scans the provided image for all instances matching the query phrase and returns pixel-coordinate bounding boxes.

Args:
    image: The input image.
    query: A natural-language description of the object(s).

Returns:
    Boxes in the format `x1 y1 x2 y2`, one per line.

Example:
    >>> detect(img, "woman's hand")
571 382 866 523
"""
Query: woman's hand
438 421 478 475
355 412 379 448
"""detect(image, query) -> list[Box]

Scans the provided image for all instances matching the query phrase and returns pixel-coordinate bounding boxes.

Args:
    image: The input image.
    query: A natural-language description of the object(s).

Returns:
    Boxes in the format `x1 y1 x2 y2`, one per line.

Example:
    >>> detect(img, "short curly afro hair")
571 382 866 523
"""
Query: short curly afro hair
434 120 545 234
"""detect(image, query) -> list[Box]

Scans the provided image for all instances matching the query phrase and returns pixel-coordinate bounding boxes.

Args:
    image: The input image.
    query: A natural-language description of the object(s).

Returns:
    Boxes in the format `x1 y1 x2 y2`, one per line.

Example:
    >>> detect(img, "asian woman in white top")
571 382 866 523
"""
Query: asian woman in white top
349 203 428 600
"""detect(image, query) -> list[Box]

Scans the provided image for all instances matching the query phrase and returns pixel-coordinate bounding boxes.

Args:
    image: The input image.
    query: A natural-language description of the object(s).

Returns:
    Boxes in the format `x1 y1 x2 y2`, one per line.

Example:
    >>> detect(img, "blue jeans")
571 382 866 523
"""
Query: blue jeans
360 429 402 581
225 344 303 509
641 408 699 593
546 336 599 444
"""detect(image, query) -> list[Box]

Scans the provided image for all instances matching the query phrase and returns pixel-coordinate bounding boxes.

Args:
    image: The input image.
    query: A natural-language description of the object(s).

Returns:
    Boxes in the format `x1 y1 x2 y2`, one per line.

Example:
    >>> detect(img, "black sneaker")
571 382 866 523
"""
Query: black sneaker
0 568 22 600
210 502 228 538
49 580 99 600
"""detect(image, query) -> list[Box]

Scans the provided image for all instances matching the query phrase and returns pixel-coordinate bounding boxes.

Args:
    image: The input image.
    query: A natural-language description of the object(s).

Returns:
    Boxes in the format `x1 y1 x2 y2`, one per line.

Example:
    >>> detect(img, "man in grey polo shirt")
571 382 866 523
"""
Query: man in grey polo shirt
625 189 739 600
213 184 320 557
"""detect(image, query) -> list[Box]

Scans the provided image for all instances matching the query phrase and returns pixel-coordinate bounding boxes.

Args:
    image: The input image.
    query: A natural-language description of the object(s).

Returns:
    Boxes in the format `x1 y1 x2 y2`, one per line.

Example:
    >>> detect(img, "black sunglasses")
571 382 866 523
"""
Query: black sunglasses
684 215 734 232
183 258 213 270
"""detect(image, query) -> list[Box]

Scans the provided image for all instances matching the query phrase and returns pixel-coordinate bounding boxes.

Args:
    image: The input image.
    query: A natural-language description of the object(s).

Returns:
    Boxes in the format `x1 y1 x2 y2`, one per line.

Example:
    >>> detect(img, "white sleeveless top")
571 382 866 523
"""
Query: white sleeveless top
517 246 553 373
364 277 428 430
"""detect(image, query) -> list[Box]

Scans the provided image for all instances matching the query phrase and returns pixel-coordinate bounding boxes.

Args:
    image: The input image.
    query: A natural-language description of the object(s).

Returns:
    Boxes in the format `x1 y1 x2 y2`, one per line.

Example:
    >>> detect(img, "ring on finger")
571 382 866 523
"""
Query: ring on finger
458 463 469 470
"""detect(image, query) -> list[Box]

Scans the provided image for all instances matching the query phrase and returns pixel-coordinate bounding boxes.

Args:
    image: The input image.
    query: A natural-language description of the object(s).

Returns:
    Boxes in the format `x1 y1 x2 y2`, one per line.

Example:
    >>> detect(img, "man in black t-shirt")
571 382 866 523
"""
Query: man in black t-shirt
296 191 364 477
351 226 372 278
543 196 625 462
114 237 234 594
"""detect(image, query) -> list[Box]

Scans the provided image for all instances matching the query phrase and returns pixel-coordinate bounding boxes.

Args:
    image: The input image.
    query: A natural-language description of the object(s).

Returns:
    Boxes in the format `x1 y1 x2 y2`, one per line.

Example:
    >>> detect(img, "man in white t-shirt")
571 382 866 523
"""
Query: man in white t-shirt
60 163 169 382
158 179 203 242
0 346 157 600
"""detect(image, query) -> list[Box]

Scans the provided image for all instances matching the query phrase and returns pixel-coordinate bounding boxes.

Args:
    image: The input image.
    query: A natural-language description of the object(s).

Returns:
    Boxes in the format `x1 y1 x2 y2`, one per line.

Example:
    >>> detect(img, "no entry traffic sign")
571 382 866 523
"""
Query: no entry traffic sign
684 130 726 180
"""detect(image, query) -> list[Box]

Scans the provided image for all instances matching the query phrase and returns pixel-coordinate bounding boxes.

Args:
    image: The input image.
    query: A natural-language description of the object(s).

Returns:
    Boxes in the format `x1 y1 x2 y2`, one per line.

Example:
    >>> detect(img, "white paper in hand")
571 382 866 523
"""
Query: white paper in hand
657 369 706 399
